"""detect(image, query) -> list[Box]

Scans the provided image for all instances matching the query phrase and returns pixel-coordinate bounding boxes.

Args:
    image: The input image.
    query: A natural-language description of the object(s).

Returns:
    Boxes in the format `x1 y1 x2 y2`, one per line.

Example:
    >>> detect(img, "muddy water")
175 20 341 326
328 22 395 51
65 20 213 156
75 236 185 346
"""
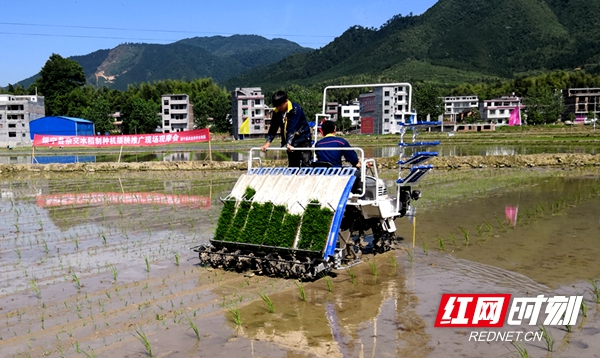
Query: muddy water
0 169 599 357
416 174 600 287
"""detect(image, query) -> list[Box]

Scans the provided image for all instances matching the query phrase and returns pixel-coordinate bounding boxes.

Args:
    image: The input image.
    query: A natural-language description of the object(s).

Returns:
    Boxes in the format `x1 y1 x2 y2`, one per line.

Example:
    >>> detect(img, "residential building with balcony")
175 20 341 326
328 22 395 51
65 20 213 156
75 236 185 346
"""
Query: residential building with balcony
359 85 411 135
231 87 268 139
482 95 522 125
443 95 479 122
161 94 194 133
0 94 45 147
564 88 600 124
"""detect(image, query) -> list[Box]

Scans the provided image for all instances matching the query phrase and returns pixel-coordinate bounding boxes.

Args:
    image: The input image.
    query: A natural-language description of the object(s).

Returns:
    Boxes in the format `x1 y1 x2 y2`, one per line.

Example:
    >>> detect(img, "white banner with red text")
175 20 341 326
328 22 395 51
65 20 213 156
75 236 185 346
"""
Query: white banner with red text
33 129 210 147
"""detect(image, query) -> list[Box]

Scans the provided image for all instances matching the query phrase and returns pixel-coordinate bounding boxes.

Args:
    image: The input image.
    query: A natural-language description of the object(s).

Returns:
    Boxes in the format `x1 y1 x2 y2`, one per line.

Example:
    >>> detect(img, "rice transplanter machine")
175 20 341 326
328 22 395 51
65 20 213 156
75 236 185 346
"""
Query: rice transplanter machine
191 83 440 279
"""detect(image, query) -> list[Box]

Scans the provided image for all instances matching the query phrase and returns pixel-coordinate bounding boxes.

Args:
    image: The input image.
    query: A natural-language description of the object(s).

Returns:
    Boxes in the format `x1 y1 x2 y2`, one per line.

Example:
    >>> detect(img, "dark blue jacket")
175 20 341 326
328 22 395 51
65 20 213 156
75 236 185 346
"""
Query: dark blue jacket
315 135 359 167
266 101 311 147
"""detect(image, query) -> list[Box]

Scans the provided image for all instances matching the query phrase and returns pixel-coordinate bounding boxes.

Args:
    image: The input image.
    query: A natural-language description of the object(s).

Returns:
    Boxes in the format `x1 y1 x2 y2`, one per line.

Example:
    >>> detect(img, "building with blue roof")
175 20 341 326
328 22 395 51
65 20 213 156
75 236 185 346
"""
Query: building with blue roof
29 116 95 140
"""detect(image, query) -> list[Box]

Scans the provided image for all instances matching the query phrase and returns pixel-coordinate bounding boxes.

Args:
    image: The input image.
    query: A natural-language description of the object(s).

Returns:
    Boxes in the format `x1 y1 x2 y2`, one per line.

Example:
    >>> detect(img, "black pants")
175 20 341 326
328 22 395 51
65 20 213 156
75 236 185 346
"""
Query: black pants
287 141 311 167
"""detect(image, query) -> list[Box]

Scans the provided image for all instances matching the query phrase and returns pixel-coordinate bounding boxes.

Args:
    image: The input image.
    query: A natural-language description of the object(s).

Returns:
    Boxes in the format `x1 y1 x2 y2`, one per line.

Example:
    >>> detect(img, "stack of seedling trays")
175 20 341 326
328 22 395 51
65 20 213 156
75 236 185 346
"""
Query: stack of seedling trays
192 166 356 279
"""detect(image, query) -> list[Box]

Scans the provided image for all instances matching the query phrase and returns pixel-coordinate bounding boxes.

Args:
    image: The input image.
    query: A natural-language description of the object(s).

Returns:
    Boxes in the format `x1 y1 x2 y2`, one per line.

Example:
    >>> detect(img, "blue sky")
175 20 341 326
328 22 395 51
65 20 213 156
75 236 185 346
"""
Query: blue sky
1 0 437 87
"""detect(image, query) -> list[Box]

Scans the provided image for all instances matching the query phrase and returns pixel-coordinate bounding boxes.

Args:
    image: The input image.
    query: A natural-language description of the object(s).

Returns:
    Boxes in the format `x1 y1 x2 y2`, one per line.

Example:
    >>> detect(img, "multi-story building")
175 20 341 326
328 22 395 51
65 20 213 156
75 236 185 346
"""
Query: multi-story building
443 95 479 122
161 94 194 133
339 100 361 128
482 95 522 125
231 87 268 139
359 85 411 135
564 88 600 124
0 94 45 147
325 102 339 121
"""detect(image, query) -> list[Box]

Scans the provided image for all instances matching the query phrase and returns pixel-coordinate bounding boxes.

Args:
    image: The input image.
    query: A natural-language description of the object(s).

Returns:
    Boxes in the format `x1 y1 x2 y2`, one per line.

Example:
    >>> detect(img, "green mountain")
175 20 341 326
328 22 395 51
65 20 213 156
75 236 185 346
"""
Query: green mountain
227 0 600 90
17 35 310 91
17 0 600 92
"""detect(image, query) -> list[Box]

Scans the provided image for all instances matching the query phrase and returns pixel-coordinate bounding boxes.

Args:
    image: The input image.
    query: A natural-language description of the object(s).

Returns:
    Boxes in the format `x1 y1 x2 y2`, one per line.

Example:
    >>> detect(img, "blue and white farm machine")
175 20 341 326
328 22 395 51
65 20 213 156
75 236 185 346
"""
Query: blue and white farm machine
191 83 440 279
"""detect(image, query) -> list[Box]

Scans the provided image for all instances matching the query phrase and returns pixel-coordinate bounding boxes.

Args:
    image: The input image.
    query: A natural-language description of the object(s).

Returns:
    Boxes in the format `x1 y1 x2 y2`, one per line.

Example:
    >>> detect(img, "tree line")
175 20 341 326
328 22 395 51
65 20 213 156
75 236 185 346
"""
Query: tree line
5 54 600 133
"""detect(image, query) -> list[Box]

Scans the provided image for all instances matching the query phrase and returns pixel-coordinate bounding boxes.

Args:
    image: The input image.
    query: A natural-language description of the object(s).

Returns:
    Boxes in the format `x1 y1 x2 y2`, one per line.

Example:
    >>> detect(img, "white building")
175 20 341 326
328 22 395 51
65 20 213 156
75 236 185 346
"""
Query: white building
483 95 521 125
443 95 479 121
161 94 194 133
359 85 411 135
231 87 267 139
0 94 45 147
339 100 361 128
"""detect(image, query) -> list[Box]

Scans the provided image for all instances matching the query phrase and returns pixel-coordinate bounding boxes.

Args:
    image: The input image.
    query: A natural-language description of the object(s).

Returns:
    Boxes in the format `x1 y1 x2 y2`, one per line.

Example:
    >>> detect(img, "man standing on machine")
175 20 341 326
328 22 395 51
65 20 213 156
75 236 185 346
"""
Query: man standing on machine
260 91 312 167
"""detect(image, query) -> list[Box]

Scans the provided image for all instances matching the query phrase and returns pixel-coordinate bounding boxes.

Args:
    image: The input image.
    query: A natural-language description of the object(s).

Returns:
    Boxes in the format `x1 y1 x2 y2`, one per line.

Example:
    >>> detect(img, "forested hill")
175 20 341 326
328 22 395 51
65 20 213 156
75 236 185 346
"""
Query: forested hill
227 0 600 90
16 0 600 92
16 35 310 91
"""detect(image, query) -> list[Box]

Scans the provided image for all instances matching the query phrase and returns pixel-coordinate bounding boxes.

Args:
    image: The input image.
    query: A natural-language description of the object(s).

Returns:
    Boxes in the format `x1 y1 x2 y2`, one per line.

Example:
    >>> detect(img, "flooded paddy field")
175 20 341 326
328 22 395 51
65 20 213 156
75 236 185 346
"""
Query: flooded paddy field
0 166 599 357
1 142 598 165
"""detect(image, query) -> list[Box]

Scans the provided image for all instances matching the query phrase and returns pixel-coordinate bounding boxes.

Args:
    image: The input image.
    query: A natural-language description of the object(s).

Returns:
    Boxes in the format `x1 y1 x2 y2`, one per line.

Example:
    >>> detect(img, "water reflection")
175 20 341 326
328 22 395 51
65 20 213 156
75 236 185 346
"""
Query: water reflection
33 155 96 164
235 258 430 357
36 192 211 208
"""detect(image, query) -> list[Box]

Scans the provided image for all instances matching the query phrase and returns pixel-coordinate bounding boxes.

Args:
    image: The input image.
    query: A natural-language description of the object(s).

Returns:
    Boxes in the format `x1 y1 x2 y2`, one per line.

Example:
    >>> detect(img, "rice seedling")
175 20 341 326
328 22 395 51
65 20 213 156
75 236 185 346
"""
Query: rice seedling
458 226 470 245
346 267 357 284
537 325 554 352
437 237 445 251
580 298 588 317
495 215 507 232
422 240 429 255
388 253 398 268
258 290 275 313
483 220 493 233
144 255 151 273
511 341 529 358
131 326 153 357
72 273 82 290
296 281 307 301
475 224 484 236
29 279 41 299
367 260 378 276
174 252 180 266
589 279 600 304
226 304 242 326
110 265 118 283
323 275 333 292
185 314 201 340
13 248 21 260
